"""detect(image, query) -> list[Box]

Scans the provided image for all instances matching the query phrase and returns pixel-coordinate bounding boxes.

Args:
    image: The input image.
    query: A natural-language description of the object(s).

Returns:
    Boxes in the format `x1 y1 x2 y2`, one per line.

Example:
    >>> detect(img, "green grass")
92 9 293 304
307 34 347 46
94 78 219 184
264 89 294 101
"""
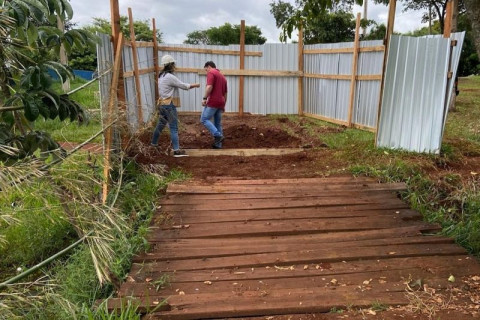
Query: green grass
34 78 103 143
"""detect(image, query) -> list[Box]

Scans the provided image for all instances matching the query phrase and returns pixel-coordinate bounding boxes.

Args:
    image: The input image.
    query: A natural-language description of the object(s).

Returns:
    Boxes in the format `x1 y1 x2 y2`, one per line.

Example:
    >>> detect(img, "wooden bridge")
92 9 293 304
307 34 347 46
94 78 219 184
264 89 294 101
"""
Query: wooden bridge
109 176 480 319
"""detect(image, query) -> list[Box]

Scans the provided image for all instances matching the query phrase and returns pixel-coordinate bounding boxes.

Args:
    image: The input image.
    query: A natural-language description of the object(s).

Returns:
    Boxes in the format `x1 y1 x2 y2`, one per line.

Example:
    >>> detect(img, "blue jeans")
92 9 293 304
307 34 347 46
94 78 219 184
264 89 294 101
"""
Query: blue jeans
151 103 179 150
200 107 223 138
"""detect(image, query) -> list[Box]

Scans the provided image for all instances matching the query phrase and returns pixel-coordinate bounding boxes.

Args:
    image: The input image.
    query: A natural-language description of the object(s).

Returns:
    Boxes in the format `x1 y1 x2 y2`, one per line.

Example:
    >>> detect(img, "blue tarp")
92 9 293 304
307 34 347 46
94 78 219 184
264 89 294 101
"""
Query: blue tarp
48 69 94 80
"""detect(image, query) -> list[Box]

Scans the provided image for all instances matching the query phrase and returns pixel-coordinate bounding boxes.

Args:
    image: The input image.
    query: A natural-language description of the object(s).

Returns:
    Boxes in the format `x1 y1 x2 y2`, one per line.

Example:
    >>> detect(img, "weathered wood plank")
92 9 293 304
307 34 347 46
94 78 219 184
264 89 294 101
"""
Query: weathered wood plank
129 255 478 283
133 243 466 268
153 218 434 240
135 236 453 261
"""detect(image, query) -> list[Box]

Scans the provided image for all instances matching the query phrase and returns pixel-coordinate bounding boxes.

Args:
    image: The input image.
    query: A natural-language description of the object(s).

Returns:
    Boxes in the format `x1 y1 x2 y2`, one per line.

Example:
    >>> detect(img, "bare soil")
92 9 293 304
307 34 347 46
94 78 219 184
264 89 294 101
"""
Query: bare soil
126 113 480 183
128 114 344 180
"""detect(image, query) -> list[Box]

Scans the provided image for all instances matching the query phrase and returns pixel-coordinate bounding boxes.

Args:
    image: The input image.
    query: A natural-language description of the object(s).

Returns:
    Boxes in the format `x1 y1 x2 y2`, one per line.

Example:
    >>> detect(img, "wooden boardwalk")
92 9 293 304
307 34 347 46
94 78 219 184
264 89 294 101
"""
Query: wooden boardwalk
111 176 480 319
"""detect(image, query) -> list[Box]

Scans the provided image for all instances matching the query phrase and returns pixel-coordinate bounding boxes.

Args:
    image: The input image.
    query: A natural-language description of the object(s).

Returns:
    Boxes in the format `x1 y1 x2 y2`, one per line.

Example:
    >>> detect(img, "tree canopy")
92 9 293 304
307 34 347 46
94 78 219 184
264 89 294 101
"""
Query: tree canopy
184 23 267 45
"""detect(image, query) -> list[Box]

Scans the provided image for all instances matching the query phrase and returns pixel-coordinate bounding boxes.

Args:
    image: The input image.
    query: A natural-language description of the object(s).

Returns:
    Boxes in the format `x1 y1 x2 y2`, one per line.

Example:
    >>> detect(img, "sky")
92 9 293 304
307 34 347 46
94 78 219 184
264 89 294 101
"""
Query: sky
69 0 428 44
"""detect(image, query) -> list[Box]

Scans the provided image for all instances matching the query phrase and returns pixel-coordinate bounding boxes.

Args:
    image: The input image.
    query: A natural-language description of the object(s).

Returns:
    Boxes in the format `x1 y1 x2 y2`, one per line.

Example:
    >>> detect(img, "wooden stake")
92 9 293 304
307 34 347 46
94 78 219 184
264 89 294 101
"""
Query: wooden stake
239 20 245 116
102 33 125 205
152 18 160 102
444 0 453 38
348 13 361 127
375 0 396 144
110 0 125 111
128 8 144 125
297 24 304 116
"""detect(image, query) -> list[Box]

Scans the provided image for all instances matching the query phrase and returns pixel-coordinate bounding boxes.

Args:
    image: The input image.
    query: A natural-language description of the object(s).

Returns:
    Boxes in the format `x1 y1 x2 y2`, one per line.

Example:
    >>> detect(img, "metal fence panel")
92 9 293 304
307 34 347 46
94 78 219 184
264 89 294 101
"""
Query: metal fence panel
377 34 452 153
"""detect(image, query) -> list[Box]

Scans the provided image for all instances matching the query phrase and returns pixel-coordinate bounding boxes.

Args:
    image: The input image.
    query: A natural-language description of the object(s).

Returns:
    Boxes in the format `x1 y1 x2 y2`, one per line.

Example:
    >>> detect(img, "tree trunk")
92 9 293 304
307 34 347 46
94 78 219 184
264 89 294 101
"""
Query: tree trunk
464 0 480 58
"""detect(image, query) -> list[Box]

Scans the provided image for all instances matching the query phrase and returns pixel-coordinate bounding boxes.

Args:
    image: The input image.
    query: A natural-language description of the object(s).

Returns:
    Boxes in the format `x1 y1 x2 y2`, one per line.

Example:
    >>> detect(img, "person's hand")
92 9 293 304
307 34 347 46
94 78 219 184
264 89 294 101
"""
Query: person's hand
191 83 200 88
202 100 207 106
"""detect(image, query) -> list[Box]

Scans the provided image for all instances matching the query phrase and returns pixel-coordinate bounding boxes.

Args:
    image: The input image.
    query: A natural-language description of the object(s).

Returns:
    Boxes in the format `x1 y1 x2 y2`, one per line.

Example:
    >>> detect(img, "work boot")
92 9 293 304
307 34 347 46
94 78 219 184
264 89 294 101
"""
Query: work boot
213 135 224 149
173 149 189 157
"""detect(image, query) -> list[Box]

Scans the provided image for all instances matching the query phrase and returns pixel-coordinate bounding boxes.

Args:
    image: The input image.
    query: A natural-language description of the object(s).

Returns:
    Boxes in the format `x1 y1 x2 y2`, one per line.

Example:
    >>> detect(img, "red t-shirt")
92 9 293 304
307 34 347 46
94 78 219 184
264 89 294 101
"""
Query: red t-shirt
206 68 228 110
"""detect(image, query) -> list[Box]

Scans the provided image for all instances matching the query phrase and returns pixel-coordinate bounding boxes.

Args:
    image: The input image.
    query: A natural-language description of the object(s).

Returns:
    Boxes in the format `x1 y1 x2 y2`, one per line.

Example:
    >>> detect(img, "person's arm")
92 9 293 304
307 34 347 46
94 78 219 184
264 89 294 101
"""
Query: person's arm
202 85 213 106
169 74 192 90
190 83 200 89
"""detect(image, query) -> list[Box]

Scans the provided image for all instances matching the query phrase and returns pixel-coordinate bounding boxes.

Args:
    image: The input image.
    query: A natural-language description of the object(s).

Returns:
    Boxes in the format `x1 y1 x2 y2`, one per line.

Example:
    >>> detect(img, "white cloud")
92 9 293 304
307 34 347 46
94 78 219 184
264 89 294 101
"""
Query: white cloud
69 0 427 43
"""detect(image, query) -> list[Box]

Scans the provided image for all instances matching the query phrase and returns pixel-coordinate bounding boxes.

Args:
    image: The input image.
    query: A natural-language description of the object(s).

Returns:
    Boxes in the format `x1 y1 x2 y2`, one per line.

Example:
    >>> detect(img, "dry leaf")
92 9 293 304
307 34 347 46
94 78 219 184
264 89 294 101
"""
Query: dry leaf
179 291 185 295
472 276 480 281
388 252 396 255
367 310 377 315
204 281 212 285
304 265 309 270
363 280 371 285
448 275 456 282
153 301 159 305
330 279 338 285
145 278 152 282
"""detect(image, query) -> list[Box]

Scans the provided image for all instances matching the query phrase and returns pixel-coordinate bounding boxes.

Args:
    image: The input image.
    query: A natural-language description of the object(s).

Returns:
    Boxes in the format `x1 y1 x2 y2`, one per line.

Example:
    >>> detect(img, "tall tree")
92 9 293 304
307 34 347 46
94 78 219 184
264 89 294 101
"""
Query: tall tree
270 1 361 43
373 0 465 33
184 23 267 45
464 0 480 58
269 0 363 42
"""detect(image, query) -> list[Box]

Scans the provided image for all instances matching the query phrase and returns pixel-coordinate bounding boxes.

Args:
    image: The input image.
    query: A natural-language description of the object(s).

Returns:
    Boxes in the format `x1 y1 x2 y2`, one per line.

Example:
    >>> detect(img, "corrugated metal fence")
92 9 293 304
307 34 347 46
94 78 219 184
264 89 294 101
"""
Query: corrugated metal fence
376 32 465 154
97 32 463 153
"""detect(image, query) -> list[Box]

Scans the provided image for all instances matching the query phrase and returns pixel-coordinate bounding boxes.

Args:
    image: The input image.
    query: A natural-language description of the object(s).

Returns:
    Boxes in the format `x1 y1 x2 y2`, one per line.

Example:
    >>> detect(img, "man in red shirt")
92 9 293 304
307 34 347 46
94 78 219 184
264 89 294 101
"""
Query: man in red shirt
201 61 228 149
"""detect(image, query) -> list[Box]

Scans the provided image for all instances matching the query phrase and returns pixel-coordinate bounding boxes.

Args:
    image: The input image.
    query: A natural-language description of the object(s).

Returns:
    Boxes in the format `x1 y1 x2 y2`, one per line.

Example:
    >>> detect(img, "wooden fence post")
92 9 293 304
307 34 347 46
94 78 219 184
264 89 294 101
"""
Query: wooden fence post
128 8 144 125
348 13 361 127
103 33 124 205
239 20 245 116
110 0 125 112
298 24 304 116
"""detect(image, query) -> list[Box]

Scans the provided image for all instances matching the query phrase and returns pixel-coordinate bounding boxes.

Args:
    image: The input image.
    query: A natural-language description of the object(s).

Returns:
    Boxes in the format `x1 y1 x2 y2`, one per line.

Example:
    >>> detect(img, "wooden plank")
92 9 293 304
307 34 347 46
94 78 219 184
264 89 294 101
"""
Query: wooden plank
156 45 263 57
162 189 406 201
180 148 305 157
303 112 349 127
163 208 420 225
127 8 143 126
347 13 361 127
124 67 303 78
121 264 471 297
195 176 377 185
239 20 245 116
304 73 381 81
304 46 384 54
152 219 442 241
136 236 452 261
127 285 410 317
133 243 466 271
166 182 408 194
146 224 439 245
130 255 477 283
159 195 406 211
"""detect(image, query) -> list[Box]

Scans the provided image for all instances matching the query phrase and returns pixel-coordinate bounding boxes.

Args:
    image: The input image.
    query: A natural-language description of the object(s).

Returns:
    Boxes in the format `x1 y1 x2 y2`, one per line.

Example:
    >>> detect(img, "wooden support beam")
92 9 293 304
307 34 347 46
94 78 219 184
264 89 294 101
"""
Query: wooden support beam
303 112 349 127
304 46 385 54
128 8 143 125
124 68 303 78
444 0 453 38
298 25 304 116
155 45 262 57
110 0 126 114
102 33 124 204
182 148 305 157
152 19 160 103
347 13 362 127
239 20 245 116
